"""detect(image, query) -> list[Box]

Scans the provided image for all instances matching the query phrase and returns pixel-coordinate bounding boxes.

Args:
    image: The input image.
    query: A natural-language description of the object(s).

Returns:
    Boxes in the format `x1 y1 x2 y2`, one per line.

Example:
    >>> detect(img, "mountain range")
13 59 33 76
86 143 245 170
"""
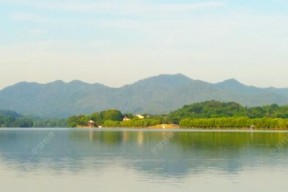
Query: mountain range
1 74 288 118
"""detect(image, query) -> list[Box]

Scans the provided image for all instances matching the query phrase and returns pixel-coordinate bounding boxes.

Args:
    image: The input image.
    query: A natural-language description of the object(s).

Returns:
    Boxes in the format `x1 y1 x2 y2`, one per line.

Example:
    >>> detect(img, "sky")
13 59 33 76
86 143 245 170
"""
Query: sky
0 0 288 89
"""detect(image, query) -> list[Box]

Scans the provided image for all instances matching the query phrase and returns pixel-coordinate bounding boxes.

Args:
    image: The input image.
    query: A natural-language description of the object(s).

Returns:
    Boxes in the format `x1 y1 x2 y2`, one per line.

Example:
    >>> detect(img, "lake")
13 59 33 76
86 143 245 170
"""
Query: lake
1 128 288 192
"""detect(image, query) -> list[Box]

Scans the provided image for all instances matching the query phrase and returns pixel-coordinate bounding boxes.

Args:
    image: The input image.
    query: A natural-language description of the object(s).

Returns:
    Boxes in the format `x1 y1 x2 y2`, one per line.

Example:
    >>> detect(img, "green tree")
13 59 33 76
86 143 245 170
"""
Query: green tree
100 109 123 123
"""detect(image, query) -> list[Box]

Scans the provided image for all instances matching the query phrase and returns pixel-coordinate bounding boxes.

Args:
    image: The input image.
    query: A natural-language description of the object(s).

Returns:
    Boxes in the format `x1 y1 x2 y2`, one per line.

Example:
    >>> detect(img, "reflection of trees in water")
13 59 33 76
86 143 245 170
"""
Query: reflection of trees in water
1 130 288 177
69 130 288 175
172 132 286 150
69 129 174 146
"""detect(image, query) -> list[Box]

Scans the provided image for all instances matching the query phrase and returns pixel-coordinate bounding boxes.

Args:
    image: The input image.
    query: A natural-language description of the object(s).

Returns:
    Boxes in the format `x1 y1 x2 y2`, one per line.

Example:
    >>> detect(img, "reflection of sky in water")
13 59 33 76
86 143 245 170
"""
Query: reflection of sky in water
0 129 288 192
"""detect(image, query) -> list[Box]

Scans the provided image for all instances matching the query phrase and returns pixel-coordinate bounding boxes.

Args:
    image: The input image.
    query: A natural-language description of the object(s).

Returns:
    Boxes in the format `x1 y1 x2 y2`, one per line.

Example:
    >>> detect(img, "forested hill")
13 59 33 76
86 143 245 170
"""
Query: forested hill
0 110 67 128
0 110 33 127
1 74 288 118
168 100 288 123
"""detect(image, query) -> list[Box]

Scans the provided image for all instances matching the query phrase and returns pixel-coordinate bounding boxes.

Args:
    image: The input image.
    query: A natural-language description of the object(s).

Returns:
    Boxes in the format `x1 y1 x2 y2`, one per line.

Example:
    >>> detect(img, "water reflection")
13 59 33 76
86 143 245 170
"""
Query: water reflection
0 129 288 178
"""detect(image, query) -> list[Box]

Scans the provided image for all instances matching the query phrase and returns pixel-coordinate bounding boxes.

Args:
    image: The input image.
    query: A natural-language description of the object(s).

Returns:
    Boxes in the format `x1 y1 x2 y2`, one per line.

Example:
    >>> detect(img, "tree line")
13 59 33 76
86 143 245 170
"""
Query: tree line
68 101 288 129
3 100 288 129
67 109 164 128
169 101 288 129
179 117 288 129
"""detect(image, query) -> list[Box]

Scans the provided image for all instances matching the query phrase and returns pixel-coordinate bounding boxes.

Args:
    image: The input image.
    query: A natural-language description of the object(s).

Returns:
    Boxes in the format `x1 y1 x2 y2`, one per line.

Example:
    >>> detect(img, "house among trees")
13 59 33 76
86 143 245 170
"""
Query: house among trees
136 114 144 119
123 117 131 121
87 120 95 128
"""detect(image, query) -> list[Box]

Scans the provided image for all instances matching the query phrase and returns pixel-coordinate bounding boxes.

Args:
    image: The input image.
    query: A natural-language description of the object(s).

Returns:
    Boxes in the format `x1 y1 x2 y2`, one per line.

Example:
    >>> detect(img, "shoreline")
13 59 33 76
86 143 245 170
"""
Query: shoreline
2 127 288 133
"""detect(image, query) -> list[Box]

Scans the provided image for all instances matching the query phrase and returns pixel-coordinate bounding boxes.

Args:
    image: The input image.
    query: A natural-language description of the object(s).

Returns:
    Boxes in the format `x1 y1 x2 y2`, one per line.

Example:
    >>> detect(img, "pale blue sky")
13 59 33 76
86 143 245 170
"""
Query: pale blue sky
0 0 288 89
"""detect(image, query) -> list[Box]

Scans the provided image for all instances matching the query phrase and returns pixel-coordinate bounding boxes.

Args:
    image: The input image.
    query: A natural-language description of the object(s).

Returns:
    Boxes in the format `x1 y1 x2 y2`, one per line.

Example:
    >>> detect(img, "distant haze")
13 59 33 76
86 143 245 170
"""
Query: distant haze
1 0 288 89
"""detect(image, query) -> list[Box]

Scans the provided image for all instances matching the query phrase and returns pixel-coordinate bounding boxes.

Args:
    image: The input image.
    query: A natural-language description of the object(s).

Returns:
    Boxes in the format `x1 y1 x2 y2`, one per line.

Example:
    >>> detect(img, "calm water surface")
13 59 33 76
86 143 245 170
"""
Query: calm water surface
1 128 288 192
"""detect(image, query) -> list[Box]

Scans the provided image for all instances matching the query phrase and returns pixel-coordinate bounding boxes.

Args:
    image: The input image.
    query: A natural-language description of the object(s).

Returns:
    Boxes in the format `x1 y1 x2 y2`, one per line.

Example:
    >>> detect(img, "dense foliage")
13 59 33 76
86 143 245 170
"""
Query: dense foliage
179 117 288 129
66 101 288 129
68 109 124 127
168 100 288 124
67 109 164 127
0 110 33 127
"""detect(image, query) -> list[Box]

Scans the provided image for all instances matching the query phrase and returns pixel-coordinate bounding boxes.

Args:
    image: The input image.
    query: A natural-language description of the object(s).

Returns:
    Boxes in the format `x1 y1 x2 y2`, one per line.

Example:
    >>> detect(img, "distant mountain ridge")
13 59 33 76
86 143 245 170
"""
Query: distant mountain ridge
1 73 288 118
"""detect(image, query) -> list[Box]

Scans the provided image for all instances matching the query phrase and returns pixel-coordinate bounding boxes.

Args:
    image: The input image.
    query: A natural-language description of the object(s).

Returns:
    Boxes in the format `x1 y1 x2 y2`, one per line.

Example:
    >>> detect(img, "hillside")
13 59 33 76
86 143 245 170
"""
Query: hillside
1 74 288 117
168 100 288 123
0 110 33 127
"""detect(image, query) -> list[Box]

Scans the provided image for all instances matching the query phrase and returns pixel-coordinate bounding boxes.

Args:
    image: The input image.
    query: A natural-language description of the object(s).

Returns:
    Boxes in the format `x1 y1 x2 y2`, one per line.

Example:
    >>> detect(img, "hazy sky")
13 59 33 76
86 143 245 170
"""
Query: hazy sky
1 0 288 89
